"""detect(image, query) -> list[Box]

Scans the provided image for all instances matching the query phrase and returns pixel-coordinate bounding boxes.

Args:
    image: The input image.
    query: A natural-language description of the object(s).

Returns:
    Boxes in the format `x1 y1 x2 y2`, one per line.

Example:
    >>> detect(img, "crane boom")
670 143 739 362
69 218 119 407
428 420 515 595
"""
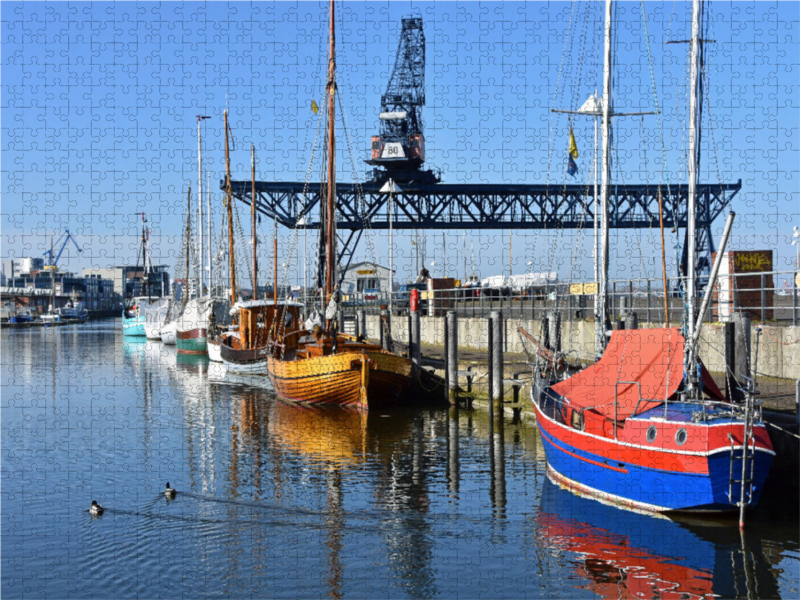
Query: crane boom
42 228 83 271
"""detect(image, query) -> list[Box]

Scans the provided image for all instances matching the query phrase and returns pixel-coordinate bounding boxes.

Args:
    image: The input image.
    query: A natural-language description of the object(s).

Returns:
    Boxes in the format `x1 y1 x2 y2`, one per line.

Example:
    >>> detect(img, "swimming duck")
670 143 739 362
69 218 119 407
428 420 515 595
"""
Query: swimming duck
164 482 176 498
89 500 104 515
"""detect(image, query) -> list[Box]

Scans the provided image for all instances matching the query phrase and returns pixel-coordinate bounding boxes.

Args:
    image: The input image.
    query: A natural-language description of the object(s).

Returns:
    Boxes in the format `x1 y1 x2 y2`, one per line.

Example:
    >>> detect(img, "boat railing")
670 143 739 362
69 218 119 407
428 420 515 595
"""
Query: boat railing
615 381 642 440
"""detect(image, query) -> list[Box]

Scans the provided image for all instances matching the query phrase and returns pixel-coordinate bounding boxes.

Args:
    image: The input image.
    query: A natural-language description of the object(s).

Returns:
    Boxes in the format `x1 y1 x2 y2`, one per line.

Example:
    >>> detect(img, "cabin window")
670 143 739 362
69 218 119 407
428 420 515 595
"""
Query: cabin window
372 141 380 150
675 428 687 446
411 139 420 148
646 425 657 443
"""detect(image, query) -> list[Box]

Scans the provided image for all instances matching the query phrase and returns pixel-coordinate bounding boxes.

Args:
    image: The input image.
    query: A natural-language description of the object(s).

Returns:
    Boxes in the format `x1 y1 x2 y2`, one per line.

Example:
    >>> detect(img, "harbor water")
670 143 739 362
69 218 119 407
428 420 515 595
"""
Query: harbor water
2 321 798 598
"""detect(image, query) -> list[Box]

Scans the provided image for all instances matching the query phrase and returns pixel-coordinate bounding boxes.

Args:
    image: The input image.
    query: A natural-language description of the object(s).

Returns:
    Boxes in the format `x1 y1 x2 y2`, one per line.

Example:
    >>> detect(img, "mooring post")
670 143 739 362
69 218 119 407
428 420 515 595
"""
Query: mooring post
624 312 638 331
491 311 504 410
487 314 494 424
734 311 752 396
446 311 458 405
379 307 386 349
443 314 449 404
541 314 550 351
725 321 740 402
547 310 561 354
410 310 421 374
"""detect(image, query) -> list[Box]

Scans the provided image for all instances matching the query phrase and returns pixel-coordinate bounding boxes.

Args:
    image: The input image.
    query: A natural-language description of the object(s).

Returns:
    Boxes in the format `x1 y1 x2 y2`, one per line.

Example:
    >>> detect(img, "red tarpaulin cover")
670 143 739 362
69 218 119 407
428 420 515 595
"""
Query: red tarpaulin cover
551 327 723 421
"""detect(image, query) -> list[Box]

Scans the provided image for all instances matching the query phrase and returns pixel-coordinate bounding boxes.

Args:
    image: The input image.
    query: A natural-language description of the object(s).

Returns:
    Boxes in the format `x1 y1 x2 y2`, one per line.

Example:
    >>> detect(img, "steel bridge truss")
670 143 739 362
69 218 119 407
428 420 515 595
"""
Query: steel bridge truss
228 179 741 285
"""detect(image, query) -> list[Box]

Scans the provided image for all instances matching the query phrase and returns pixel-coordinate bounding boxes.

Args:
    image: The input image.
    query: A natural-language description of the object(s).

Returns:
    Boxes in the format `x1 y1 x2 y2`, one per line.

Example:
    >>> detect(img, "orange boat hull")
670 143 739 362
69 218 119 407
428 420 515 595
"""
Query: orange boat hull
267 350 412 410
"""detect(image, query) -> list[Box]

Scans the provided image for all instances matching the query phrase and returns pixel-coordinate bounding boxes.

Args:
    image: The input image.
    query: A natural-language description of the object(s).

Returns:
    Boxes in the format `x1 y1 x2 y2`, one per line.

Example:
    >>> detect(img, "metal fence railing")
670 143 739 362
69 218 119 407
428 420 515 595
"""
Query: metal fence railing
336 269 800 327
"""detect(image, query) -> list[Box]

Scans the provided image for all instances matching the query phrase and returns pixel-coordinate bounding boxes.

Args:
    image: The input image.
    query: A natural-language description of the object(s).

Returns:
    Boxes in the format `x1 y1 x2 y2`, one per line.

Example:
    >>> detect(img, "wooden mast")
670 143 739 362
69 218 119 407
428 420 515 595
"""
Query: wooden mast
251 143 258 296
225 110 237 307
324 0 336 327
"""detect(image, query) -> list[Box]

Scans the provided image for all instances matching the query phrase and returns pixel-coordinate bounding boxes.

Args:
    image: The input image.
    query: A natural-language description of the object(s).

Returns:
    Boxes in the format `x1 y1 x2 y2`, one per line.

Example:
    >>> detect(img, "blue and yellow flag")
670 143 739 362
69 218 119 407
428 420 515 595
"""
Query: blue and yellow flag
567 125 579 176
311 100 319 115
568 155 578 177
569 125 579 159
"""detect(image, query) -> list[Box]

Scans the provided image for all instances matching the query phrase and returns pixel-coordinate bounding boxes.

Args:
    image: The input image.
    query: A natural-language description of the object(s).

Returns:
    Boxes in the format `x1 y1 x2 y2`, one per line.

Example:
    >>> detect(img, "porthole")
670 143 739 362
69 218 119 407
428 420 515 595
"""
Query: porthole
675 428 688 446
646 425 657 442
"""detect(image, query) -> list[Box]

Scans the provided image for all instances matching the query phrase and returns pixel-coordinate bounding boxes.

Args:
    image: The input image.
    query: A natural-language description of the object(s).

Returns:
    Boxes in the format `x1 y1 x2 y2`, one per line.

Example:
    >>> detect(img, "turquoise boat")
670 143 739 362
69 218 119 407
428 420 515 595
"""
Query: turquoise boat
122 297 162 336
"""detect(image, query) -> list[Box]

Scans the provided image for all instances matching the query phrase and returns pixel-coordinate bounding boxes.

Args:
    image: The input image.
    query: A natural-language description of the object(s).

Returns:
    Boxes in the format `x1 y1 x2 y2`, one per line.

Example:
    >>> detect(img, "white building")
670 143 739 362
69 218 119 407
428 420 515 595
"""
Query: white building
339 261 392 299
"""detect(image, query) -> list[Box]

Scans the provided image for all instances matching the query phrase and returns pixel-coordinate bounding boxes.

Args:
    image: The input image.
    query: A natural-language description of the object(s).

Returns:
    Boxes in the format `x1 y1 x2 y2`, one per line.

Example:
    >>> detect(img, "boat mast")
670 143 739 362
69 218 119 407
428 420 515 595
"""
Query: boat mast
251 143 258 296
685 0 701 381
196 117 204 297
207 171 212 294
50 230 55 313
324 0 336 327
598 0 613 358
224 110 237 306
184 185 192 307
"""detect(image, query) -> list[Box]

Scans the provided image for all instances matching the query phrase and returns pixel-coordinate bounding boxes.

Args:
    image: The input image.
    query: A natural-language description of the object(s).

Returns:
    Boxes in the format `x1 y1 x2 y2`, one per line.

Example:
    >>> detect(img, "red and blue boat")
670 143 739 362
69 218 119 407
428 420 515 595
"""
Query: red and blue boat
531 327 774 513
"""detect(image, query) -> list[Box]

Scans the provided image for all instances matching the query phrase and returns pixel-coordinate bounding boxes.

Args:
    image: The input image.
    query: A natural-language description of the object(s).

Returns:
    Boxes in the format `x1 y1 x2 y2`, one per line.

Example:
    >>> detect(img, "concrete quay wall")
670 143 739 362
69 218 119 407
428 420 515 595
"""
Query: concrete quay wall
365 315 800 381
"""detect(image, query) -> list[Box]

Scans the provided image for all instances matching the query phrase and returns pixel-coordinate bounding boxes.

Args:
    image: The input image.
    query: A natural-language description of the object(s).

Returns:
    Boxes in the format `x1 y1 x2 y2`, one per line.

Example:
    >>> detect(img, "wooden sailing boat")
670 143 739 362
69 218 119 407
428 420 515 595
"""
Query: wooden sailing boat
219 120 301 374
266 0 413 409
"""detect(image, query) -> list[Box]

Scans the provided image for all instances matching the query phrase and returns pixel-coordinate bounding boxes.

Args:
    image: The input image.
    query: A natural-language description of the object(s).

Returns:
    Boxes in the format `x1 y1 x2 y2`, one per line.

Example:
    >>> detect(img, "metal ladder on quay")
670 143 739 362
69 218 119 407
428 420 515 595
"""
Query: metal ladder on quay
728 382 758 528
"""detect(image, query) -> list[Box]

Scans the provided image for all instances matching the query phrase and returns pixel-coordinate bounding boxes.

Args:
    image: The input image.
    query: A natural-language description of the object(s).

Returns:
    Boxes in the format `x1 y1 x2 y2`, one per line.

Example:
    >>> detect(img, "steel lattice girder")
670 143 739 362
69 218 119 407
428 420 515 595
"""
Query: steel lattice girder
227 179 741 232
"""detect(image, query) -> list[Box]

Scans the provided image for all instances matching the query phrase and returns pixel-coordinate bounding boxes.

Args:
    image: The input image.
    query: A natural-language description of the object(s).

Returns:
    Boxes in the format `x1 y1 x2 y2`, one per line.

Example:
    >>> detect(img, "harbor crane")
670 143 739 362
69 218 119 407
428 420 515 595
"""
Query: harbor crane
229 15 740 286
42 228 83 271
366 16 440 186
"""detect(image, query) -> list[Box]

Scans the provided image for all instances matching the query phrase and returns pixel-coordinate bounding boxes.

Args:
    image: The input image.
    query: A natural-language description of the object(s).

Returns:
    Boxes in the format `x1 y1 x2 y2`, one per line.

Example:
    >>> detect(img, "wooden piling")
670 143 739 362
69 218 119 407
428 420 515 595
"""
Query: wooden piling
491 311 504 408
624 312 638 330
446 310 458 405
734 312 752 391
487 314 494 425
547 310 561 353
724 321 741 402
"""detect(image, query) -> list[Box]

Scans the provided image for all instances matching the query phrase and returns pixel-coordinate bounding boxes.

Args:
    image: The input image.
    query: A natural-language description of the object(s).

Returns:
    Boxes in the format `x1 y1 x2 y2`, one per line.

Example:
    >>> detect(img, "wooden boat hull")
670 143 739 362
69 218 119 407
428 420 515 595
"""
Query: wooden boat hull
267 351 412 410
221 341 269 374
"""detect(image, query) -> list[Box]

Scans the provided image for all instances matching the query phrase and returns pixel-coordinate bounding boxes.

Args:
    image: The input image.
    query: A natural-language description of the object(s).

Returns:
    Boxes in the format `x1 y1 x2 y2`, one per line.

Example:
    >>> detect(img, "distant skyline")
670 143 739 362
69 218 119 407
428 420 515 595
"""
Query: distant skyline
2 1 797 286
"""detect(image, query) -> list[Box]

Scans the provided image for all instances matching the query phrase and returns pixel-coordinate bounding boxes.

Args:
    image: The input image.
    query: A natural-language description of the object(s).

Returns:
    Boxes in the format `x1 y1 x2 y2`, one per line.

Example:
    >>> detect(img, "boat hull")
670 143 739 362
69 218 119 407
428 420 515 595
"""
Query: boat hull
221 342 268 374
207 339 222 362
267 351 412 410
160 321 177 345
177 328 207 355
122 313 145 336
533 400 775 512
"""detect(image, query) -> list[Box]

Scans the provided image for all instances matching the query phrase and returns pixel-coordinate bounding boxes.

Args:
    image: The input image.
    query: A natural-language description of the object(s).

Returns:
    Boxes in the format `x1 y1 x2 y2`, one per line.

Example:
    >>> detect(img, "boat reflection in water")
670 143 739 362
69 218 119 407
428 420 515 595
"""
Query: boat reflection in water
537 476 781 599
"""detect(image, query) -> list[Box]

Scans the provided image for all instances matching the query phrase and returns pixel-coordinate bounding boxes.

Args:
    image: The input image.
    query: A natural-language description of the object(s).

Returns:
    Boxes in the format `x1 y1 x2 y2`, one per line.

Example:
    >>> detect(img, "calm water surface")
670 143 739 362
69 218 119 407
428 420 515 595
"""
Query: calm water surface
2 321 798 598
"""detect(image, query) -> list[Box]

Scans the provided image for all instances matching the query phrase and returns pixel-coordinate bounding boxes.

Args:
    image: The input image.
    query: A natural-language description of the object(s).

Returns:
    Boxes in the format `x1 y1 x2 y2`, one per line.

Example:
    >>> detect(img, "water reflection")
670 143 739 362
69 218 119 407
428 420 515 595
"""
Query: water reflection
2 325 797 599
537 477 783 599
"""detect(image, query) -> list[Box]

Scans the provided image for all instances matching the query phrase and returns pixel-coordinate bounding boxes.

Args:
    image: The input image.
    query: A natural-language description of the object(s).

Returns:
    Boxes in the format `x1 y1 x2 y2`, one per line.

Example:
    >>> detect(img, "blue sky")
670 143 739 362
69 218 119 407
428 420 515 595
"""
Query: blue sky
2 1 797 286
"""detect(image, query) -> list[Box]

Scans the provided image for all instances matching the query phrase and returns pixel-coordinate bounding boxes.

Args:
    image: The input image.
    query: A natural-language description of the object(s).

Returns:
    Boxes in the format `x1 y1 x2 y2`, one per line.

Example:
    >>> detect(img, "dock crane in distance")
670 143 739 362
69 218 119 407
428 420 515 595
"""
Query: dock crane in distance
42 228 83 271
366 16 440 186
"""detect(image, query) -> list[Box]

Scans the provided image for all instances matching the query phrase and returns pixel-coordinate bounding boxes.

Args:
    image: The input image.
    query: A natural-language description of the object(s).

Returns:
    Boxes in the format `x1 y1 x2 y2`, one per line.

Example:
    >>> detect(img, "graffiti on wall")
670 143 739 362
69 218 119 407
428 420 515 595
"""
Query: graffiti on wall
733 252 772 273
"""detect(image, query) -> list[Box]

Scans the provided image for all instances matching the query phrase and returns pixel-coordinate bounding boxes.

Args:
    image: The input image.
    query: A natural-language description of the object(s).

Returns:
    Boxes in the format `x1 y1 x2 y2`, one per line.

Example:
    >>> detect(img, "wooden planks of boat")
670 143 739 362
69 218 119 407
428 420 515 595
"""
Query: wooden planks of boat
267 336 413 410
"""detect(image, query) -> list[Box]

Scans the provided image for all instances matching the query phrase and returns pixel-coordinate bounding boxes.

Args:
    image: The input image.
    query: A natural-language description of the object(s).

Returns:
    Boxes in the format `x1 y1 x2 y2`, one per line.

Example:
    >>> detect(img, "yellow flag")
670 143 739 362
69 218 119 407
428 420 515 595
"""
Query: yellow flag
311 100 319 115
569 125 579 159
